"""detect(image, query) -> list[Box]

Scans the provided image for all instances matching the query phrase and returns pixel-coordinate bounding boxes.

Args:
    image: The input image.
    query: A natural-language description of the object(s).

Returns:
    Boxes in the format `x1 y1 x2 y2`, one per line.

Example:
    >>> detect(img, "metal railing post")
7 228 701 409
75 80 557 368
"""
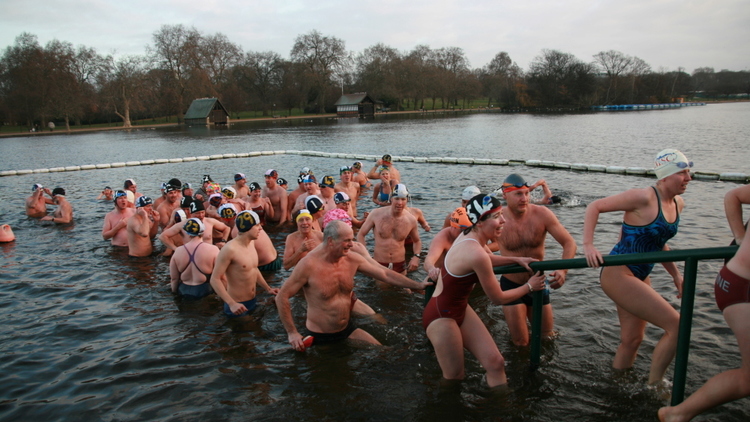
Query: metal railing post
672 257 699 405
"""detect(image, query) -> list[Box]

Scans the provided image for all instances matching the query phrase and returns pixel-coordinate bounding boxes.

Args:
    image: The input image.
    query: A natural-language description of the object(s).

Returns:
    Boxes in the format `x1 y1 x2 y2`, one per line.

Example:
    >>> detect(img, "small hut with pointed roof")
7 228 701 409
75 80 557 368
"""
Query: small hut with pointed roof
334 93 376 118
184 98 230 125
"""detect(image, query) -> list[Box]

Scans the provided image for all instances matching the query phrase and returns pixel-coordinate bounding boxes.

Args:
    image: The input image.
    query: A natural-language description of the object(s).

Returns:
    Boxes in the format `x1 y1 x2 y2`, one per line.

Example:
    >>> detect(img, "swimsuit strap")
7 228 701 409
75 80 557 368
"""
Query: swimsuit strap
178 242 211 280
652 186 680 224
444 237 480 278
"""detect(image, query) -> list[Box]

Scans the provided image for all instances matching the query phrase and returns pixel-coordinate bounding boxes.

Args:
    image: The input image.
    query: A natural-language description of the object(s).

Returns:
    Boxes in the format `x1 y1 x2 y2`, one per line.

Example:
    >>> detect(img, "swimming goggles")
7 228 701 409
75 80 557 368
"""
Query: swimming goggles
675 161 694 169
114 190 128 199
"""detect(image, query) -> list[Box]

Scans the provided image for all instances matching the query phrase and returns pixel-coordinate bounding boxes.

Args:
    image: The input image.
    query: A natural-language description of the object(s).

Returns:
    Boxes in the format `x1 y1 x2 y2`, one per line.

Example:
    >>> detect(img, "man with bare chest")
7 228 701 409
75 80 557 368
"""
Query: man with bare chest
276 220 429 350
498 174 577 346
356 184 421 274
102 190 135 247
261 169 288 224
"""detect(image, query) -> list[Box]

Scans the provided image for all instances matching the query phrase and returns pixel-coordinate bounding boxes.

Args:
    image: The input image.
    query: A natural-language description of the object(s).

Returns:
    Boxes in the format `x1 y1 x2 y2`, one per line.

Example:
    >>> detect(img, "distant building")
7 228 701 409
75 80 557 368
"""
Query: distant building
334 93 376 118
184 98 229 125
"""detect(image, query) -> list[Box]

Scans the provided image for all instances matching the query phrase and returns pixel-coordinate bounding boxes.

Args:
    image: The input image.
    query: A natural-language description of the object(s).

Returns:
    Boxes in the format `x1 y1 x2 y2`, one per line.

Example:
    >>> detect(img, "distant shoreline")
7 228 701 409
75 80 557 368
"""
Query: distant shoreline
2 100 746 140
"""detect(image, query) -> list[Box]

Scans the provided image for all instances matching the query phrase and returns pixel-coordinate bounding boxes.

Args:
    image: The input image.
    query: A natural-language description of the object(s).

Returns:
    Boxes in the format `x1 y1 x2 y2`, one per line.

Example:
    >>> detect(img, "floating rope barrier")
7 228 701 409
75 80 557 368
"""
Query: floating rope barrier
1 150 747 183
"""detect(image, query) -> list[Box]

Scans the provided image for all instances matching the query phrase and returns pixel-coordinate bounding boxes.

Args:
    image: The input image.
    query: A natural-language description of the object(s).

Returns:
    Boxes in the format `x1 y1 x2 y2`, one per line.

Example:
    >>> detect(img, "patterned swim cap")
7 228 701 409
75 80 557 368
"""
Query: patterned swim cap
449 207 472 229
236 210 260 233
323 208 352 228
183 218 204 237
222 187 236 199
465 194 502 225
218 203 237 219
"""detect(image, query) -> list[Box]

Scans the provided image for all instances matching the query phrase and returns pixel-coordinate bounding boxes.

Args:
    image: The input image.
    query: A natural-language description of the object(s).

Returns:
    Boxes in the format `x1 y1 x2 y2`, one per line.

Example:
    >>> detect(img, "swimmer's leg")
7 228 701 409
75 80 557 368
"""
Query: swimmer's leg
602 268 679 384
348 328 381 346
426 317 466 382
504 303 530 347
658 303 750 422
461 307 507 387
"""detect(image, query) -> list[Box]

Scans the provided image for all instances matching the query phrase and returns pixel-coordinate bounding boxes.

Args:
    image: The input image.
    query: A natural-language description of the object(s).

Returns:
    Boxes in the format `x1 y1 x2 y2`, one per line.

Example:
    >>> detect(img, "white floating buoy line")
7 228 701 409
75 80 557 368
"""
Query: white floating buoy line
0 151 746 184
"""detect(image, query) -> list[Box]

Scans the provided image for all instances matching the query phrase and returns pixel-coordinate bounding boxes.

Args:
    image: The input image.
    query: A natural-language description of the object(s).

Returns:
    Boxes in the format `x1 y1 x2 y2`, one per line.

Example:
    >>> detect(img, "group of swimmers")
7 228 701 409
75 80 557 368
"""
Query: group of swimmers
14 150 749 420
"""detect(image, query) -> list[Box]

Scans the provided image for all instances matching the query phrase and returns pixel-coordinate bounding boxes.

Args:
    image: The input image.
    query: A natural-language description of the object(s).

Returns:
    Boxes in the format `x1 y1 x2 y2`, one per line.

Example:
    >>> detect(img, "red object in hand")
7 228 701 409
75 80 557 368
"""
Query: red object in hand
302 335 314 349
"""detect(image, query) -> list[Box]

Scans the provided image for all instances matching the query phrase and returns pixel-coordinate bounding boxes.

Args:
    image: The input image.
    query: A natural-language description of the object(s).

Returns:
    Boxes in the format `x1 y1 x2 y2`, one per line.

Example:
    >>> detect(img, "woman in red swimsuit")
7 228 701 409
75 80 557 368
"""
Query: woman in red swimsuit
423 193 545 387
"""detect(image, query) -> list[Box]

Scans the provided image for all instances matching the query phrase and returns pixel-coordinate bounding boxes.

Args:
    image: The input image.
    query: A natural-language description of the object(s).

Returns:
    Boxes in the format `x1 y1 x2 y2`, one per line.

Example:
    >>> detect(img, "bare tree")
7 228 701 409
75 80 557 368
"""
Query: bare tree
290 30 347 113
99 55 148 128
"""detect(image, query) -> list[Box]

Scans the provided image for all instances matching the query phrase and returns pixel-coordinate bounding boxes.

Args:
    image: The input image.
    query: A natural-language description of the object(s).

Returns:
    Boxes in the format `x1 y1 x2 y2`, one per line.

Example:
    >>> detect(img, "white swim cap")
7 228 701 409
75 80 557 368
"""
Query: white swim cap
654 149 693 180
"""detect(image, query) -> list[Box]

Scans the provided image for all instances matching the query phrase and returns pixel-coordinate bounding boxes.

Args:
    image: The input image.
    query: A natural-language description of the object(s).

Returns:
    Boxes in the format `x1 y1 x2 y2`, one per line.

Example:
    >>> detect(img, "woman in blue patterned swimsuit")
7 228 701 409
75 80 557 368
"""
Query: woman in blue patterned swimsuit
583 149 692 386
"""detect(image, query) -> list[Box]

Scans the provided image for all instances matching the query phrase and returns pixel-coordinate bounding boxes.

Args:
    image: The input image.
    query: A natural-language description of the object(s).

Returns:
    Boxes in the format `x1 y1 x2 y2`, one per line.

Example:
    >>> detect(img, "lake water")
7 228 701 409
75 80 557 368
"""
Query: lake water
1 103 748 421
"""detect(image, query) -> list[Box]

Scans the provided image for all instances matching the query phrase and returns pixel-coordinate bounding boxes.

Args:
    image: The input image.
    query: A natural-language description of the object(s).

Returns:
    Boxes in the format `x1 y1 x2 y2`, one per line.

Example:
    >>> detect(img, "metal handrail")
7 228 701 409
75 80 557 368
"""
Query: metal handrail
493 245 738 405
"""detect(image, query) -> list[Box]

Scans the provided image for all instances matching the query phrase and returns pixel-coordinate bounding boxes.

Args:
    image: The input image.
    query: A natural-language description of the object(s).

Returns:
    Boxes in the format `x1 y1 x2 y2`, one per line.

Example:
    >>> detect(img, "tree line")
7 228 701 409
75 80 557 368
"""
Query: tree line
1 25 748 130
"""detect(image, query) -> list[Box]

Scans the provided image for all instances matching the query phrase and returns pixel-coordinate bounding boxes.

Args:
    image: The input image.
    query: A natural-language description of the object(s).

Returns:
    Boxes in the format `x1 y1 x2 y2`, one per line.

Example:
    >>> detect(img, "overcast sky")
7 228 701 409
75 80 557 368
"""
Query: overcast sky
1 0 748 73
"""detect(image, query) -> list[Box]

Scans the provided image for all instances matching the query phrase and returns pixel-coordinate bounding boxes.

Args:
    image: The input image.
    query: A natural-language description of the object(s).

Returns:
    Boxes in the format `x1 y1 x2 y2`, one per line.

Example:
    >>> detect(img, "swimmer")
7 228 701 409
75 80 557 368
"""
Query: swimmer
497 173 577 346
261 169 288 224
304 195 325 232
25 183 53 218
123 179 143 200
335 166 361 215
292 174 321 215
41 188 73 225
423 194 545 387
126 196 157 257
371 167 394 207
221 186 247 212
161 200 231 255
724 183 750 245
351 161 371 190
97 186 114 201
276 220 430 350
193 175 213 203
658 183 750 421
233 173 249 199
211 210 279 318
357 184 421 275
245 182 273 225
583 148 691 385
529 179 561 205
333 192 367 228
170 218 220 299
441 186 480 229
283 210 324 270
0 224 16 242
223 203 281 272
157 184 183 229
367 154 401 182
102 190 135 247
318 175 337 212
287 171 309 219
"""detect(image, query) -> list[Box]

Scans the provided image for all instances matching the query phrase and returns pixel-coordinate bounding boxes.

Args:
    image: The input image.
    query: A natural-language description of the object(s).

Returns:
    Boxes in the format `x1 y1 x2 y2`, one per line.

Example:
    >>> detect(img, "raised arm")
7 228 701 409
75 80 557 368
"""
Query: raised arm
724 185 750 245
275 264 310 350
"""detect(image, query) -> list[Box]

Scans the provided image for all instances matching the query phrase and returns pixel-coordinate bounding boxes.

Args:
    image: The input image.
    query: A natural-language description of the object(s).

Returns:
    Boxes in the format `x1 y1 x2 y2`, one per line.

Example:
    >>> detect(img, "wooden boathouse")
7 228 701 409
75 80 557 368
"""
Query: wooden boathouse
334 93 376 118
184 98 230 125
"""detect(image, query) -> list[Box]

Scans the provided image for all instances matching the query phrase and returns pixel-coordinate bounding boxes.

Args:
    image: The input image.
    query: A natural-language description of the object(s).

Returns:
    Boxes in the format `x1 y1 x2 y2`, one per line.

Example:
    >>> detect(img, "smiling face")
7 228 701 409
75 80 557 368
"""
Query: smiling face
477 208 505 239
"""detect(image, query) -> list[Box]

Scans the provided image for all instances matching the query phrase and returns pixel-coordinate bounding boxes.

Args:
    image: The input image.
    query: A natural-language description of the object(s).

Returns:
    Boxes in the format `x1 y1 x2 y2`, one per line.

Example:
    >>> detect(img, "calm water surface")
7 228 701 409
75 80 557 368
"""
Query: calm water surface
0 103 748 421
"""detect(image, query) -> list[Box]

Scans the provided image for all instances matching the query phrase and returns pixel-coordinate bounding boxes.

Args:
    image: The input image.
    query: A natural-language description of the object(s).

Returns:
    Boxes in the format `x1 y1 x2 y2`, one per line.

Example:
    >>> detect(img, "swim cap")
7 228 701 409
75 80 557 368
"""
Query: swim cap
382 154 392 164
209 193 223 207
104 186 111 190
352 161 362 169
236 210 260 233
160 182 168 191
164 184 178 193
234 173 246 182
340 166 352 174
183 218 204 237
501 174 529 192
300 167 312 176
334 192 351 204
391 184 409 199
295 209 313 223
222 187 236 199
319 175 335 188
654 149 693 180
168 178 182 189
306 195 324 214
52 187 65 196
466 193 502 225
323 208 352 228
136 196 153 208
378 165 390 174
113 190 128 202
297 175 306 184
174 209 187 223
125 190 135 204
277 177 288 186
249 182 261 191
189 199 205 213
450 207 472 229
32 183 43 192
124 179 136 189
265 169 278 177
218 203 237 219
303 174 317 184
181 182 192 191
207 182 221 193
180 196 193 209
202 174 213 184
462 185 481 201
